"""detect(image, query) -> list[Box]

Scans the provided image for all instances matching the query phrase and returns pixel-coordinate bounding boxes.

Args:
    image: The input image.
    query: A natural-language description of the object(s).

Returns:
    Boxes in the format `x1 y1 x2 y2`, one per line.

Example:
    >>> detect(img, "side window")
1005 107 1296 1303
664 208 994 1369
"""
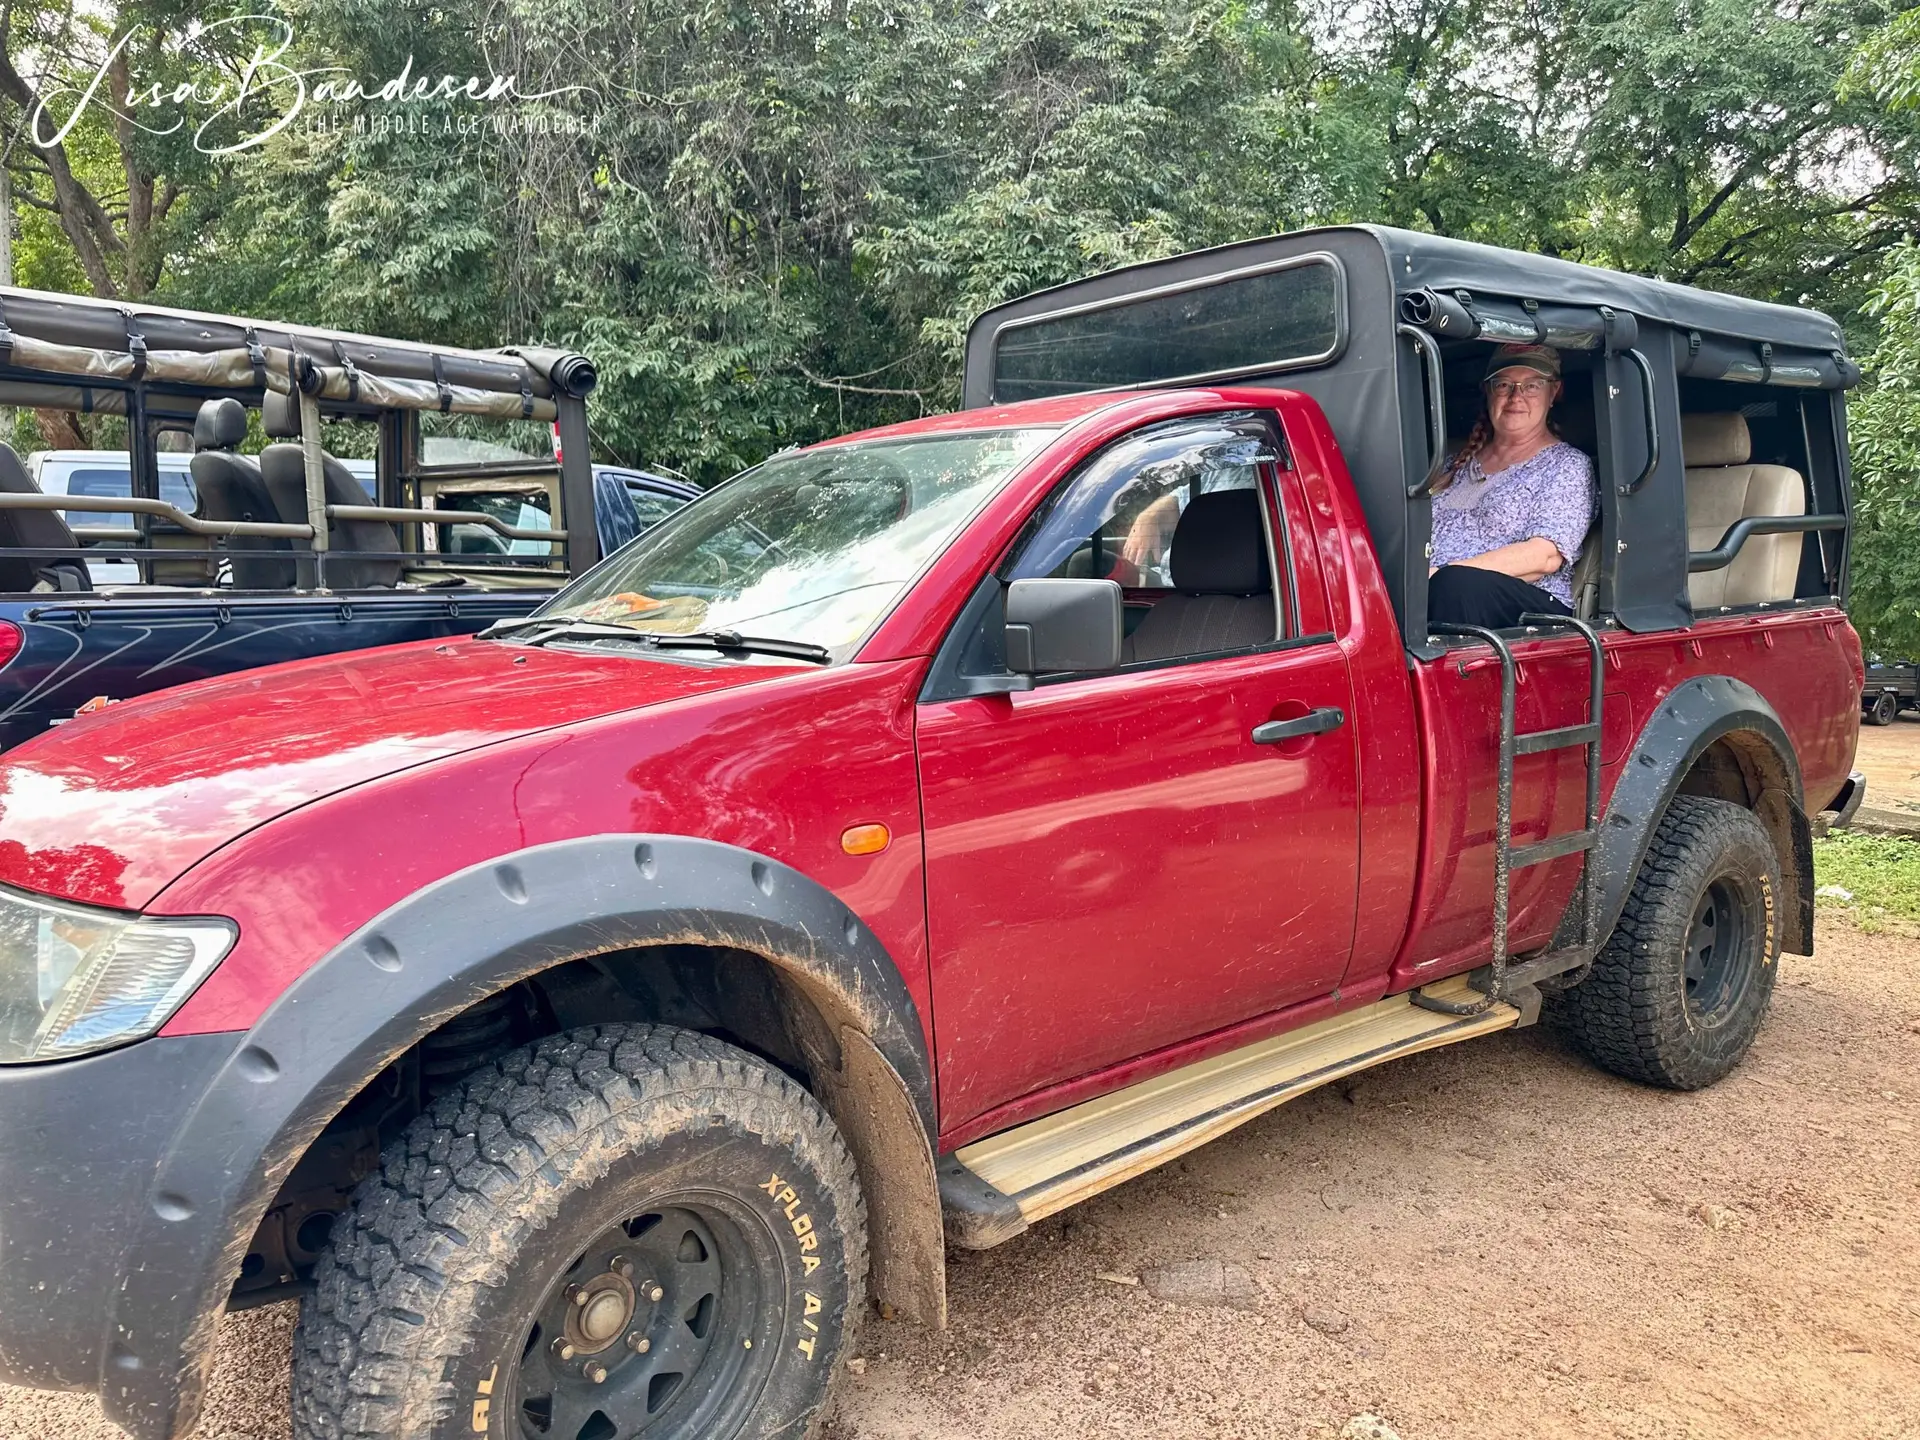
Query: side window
65 467 136 530
159 469 198 514
627 488 686 532
1008 418 1290 666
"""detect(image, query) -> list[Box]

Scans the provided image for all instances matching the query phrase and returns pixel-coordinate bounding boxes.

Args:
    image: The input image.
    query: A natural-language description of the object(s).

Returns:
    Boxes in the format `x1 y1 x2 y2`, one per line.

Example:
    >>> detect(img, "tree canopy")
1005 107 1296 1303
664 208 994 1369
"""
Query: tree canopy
9 0 1920 645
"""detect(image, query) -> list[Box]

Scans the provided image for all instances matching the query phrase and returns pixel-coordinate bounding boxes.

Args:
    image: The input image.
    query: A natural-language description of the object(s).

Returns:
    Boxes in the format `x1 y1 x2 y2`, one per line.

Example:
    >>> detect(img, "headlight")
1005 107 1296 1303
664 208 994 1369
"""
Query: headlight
0 884 236 1064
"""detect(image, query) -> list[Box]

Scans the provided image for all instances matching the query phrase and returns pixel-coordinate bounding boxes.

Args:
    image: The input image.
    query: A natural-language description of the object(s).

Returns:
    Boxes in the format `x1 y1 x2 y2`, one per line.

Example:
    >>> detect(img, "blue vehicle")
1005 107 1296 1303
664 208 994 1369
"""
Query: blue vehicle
0 290 697 748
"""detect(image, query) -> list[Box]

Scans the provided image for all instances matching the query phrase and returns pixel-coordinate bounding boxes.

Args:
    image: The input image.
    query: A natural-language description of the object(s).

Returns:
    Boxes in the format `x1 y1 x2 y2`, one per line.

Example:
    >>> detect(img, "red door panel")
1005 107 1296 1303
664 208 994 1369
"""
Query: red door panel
917 640 1358 1130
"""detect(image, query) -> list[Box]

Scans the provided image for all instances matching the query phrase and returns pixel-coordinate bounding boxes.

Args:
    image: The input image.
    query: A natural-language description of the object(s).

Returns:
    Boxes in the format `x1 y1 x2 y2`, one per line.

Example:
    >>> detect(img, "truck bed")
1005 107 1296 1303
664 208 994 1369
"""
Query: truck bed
0 589 549 750
1381 608 1860 991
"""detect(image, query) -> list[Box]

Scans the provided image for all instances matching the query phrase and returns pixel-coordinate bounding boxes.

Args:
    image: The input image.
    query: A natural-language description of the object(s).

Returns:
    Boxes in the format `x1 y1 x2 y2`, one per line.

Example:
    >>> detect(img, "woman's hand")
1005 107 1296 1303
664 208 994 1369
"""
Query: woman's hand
1453 537 1564 584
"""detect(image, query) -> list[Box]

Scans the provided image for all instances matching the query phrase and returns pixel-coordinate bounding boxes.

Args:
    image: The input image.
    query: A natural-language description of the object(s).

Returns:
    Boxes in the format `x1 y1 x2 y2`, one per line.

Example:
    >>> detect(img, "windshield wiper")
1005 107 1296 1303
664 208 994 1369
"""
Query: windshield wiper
643 630 831 664
481 616 829 663
479 616 657 644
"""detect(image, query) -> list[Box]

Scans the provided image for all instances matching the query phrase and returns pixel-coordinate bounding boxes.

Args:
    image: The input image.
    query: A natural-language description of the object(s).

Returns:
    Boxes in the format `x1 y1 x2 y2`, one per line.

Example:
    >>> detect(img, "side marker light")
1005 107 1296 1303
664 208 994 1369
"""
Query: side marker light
840 824 890 856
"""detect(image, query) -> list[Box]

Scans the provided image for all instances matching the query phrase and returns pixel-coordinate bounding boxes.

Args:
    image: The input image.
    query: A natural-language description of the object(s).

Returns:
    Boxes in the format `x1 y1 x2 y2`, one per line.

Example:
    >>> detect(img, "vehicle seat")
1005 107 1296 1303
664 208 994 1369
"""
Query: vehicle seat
1121 489 1275 663
258 390 400 589
0 444 90 593
1683 413 1804 609
1568 532 1601 620
191 398 295 589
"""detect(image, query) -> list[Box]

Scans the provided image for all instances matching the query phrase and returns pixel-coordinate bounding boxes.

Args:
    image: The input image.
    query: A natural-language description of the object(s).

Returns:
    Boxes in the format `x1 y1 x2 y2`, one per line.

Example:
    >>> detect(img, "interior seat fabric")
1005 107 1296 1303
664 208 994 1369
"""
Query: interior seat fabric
189 398 297 590
1682 412 1805 609
1121 488 1276 664
0 444 90 593
258 390 401 589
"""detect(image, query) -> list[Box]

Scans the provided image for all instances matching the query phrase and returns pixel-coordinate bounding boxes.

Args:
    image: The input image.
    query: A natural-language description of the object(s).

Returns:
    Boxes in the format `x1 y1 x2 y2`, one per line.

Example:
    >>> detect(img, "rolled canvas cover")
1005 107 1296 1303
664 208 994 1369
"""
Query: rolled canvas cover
0 287 595 411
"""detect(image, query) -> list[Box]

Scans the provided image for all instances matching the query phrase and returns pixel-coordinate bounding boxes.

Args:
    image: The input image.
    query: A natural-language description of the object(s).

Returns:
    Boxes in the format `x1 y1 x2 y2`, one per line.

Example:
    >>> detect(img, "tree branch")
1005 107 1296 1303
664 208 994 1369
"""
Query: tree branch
0 41 123 296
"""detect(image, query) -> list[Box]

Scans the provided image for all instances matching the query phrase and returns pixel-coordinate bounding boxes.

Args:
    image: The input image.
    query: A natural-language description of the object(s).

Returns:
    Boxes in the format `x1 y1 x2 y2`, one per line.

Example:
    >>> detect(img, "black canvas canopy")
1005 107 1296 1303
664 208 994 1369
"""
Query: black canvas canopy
0 287 604 572
0 285 596 421
963 225 1857 647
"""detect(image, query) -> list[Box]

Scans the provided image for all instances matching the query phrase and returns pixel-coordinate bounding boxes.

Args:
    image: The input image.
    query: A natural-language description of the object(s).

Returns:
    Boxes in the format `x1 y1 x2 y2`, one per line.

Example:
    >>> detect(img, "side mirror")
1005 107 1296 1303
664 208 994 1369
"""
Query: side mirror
1005 577 1122 675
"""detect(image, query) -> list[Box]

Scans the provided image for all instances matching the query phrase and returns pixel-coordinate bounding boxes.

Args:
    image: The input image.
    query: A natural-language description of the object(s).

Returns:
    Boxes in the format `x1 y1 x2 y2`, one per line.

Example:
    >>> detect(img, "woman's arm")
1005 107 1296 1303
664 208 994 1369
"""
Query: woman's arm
1448 537 1565 583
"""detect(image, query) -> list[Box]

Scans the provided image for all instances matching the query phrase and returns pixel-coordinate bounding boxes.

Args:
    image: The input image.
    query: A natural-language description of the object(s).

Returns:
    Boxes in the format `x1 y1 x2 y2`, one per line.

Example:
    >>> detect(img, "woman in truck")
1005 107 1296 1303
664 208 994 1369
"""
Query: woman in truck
1427 343 1596 630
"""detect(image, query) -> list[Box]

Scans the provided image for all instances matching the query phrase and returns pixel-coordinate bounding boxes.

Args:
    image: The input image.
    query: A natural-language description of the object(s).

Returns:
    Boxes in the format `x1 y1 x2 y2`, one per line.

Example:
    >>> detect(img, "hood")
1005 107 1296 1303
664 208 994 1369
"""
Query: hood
0 638 795 909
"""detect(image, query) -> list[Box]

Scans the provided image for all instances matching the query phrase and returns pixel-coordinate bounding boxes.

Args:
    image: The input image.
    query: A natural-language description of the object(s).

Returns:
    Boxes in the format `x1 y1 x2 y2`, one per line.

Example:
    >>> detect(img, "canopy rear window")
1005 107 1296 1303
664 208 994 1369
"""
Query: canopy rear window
990 254 1343 403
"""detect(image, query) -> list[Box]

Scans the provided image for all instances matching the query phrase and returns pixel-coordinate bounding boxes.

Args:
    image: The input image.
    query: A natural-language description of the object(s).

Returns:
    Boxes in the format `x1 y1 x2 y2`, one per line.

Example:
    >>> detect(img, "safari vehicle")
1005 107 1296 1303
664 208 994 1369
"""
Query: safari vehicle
1863 657 1918 725
0 288 692 748
0 227 1868 1440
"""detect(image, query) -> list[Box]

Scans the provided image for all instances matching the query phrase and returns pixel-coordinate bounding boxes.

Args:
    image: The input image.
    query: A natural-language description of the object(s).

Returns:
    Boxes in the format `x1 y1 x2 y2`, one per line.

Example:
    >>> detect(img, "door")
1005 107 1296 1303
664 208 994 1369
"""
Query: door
916 415 1360 1130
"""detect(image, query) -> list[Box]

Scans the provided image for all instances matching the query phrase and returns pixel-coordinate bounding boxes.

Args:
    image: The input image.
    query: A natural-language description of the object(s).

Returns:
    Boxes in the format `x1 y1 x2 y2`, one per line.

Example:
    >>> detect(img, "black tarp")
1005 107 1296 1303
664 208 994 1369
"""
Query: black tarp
962 225 1856 648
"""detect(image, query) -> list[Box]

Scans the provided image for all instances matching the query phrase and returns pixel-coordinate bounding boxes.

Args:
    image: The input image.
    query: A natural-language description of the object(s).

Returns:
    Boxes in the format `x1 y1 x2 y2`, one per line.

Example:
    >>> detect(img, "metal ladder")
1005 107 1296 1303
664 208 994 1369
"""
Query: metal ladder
1415 614 1605 1017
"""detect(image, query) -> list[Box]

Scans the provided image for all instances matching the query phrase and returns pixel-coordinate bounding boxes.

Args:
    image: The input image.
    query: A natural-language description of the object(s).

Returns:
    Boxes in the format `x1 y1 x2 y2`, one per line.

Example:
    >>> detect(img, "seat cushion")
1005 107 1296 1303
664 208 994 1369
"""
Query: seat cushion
1122 593 1275 664
1567 529 1602 619
1123 488 1276 662
259 444 401 589
1685 462 1804 608
0 443 89 593
193 449 295 589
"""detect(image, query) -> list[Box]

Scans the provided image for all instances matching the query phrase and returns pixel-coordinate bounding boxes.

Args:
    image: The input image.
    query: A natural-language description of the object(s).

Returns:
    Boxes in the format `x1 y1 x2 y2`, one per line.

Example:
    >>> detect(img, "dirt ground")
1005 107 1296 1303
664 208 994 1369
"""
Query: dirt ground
1854 713 1920 815
4 914 1916 1440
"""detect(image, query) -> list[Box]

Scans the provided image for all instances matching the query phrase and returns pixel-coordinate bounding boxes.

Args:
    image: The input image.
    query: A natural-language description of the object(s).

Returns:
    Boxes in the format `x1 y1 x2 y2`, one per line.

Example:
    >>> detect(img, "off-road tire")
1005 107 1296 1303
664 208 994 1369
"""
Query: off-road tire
290 1024 866 1440
1868 690 1899 726
1558 795 1781 1090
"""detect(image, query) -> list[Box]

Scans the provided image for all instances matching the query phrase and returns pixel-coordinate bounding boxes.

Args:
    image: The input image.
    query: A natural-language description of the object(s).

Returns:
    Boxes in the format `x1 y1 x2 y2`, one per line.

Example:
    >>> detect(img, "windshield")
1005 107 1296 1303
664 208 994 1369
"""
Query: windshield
537 428 1055 655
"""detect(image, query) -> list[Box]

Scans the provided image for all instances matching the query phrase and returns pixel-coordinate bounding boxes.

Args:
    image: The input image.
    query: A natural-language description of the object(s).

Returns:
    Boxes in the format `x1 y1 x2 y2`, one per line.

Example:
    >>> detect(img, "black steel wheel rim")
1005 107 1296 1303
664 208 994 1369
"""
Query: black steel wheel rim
1683 876 1756 1022
514 1197 779 1440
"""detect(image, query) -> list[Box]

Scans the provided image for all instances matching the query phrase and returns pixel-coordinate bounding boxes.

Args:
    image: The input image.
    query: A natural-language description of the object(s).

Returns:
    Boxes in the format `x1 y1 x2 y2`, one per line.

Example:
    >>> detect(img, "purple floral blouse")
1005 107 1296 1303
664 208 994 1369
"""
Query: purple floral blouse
1430 441 1596 606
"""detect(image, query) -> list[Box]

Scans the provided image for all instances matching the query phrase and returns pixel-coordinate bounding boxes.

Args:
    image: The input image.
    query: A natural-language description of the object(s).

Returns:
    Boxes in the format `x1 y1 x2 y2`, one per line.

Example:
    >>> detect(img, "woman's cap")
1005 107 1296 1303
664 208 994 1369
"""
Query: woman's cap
1483 344 1561 383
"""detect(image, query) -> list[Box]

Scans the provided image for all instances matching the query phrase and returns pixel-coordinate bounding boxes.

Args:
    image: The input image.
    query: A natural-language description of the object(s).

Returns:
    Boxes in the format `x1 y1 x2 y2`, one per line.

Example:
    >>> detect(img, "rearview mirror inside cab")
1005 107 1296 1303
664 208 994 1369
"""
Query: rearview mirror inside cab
1005 577 1123 675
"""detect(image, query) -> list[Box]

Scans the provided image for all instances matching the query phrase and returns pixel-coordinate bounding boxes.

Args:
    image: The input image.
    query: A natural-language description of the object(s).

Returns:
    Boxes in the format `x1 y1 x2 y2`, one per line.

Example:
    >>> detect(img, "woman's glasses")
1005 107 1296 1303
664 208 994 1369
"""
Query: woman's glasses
1488 377 1553 399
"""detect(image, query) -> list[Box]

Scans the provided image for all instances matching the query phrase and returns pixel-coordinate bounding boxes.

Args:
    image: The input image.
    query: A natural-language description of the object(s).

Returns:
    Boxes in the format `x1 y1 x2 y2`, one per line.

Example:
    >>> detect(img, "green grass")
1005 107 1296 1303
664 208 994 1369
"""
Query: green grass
1812 830 1920 931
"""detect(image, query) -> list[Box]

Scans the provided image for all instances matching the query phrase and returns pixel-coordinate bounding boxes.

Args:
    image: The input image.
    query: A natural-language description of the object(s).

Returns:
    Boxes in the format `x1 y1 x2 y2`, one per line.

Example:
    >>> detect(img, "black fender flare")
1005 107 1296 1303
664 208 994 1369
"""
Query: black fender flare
1591 675 1813 956
103 834 940 1440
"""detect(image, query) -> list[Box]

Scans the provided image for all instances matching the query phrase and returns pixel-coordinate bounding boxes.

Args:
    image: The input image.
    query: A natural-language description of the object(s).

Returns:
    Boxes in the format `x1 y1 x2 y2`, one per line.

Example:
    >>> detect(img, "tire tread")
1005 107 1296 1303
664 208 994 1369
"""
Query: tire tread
1558 794 1780 1090
290 1023 866 1440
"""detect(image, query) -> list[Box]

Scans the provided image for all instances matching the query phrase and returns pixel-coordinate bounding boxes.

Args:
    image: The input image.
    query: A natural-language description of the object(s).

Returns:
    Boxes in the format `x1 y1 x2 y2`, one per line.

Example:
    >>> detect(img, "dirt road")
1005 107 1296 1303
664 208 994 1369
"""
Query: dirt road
1854 714 1920 814
5 917 1916 1440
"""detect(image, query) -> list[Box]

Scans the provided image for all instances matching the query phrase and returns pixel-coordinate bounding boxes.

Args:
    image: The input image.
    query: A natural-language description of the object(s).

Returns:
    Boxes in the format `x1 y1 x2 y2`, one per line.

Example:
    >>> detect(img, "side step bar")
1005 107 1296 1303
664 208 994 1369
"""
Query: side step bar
938 976 1522 1249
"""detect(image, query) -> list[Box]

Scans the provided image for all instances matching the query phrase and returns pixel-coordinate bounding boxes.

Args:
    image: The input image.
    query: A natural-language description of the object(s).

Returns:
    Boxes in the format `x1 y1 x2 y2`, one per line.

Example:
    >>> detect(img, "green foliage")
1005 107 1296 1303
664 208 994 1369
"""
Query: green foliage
1814 830 1920 929
1842 244 1920 658
5 0 1920 618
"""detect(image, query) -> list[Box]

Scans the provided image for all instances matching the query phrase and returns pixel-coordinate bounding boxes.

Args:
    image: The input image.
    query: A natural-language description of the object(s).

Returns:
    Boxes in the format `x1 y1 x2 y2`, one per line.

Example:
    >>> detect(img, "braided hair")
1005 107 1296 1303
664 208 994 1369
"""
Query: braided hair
1430 410 1494 494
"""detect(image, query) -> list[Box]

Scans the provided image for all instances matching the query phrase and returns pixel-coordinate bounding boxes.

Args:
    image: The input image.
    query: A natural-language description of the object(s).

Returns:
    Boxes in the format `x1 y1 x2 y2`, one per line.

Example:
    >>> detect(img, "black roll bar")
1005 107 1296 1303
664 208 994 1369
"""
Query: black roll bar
0 492 564 543
1687 513 1848 573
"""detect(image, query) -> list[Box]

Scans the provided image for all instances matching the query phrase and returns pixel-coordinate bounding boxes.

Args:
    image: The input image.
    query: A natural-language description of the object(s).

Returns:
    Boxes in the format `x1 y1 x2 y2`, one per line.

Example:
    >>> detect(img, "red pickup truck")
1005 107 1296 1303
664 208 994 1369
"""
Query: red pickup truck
0 228 1866 1440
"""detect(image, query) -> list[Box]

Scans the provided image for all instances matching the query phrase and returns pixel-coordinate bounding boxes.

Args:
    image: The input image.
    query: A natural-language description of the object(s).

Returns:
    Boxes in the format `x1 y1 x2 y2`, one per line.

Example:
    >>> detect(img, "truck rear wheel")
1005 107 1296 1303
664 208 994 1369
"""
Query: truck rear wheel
1558 795 1780 1090
1868 690 1899 725
290 1024 866 1440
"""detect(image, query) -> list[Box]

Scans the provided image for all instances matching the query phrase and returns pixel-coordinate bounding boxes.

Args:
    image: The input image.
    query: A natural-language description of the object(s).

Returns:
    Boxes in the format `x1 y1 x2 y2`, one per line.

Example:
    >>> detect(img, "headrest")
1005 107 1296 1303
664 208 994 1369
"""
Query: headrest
262 388 302 440
1682 412 1751 468
0 442 34 495
1169 489 1271 596
193 397 247 452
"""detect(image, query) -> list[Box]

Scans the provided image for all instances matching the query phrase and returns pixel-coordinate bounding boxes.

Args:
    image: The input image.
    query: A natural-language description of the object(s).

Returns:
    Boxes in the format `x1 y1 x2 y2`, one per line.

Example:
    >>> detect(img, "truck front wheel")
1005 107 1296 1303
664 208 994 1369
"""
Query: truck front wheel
1558 795 1781 1090
1868 690 1899 725
290 1024 866 1440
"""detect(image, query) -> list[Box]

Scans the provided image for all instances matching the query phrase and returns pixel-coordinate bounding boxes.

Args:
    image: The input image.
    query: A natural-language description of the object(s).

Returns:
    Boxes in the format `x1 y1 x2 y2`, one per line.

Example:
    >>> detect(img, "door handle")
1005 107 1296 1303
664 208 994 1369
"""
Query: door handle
1251 707 1346 744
